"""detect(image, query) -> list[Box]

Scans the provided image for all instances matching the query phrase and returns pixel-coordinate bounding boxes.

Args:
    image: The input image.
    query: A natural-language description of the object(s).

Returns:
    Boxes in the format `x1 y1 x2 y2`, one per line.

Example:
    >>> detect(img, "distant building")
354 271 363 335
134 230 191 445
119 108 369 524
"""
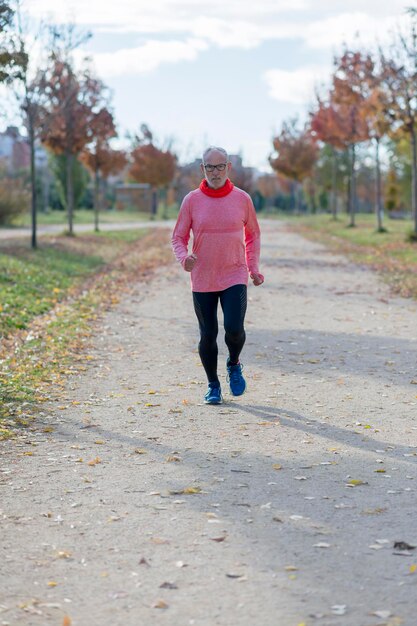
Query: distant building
114 183 152 212
0 126 30 172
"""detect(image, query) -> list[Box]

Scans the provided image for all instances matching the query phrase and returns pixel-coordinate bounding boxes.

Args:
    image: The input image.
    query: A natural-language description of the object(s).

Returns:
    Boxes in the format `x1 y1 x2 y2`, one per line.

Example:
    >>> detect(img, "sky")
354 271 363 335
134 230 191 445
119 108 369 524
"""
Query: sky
21 1 412 170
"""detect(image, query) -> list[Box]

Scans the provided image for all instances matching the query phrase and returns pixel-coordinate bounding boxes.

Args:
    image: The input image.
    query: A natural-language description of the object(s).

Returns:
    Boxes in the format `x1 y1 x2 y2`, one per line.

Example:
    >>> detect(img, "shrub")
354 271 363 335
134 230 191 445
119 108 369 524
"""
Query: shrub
0 176 30 225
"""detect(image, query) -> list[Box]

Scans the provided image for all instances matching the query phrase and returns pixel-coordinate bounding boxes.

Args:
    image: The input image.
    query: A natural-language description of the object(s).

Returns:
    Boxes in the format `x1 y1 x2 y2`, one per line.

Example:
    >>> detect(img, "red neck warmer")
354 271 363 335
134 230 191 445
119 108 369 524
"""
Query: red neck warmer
199 178 234 198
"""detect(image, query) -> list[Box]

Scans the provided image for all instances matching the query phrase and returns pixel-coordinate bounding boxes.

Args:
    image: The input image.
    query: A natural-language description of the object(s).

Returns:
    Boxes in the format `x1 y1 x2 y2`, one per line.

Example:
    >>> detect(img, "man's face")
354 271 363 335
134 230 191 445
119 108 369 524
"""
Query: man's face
201 150 231 189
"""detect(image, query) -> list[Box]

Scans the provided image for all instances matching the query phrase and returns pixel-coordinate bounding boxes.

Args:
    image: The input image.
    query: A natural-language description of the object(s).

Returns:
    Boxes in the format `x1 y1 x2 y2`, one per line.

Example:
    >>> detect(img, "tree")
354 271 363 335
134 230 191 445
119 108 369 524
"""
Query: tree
34 25 115 236
330 51 371 227
311 98 351 219
269 118 318 212
39 57 112 234
49 153 89 211
80 108 127 231
0 0 27 84
364 85 391 231
380 9 417 237
129 125 176 216
14 3 50 249
311 143 350 214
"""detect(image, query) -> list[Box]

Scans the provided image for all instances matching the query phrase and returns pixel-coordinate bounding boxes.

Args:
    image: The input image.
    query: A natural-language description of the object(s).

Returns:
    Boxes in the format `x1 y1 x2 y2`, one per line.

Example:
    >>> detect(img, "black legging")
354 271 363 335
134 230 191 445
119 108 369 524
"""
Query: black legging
192 284 247 384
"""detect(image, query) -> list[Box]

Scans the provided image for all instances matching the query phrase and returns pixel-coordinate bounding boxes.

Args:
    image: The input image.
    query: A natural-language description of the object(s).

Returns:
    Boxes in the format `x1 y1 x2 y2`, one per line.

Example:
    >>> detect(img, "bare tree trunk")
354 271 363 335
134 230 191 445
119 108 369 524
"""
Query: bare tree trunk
151 187 158 216
42 165 50 213
348 143 356 227
28 116 37 249
66 152 74 235
411 127 417 235
94 169 100 232
375 137 384 232
331 146 338 220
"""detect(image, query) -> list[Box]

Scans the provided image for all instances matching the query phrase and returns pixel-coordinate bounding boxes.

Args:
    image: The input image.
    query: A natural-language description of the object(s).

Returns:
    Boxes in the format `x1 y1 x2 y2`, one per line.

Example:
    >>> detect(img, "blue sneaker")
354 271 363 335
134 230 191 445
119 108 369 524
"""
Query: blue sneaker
226 359 246 396
204 382 223 405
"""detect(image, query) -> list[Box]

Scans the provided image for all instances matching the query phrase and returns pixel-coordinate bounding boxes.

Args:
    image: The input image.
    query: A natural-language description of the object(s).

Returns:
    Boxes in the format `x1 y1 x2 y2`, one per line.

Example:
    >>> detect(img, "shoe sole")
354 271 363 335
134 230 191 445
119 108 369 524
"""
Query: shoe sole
204 397 223 405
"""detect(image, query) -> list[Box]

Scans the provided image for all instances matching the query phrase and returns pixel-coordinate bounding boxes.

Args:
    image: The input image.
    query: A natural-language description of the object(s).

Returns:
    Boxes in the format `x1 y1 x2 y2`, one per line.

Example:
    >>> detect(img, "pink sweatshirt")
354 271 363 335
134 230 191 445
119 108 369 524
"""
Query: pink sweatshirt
172 186 261 292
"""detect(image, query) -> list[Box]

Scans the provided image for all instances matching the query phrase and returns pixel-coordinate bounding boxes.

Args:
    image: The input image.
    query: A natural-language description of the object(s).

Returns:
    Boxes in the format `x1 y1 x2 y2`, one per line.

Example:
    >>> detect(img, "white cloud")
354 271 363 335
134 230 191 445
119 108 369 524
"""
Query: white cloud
303 11 409 50
92 38 208 77
26 0 308 29
25 0 411 79
263 65 331 105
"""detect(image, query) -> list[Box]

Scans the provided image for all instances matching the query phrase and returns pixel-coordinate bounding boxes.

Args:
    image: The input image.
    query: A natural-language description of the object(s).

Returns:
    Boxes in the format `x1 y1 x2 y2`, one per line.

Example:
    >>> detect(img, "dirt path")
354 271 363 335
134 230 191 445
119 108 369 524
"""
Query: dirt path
1 220 417 626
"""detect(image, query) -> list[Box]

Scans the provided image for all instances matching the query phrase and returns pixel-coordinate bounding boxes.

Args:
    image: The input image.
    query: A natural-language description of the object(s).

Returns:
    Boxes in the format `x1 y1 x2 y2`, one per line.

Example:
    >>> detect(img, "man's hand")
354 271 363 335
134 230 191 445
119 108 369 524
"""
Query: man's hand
184 253 197 272
250 271 264 286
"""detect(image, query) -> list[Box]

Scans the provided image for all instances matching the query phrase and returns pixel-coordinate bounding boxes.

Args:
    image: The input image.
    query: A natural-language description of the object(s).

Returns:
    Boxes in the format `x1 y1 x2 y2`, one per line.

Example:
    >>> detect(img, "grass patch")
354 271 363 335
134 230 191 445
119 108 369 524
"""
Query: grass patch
13 208 153 227
287 213 417 299
0 227 172 436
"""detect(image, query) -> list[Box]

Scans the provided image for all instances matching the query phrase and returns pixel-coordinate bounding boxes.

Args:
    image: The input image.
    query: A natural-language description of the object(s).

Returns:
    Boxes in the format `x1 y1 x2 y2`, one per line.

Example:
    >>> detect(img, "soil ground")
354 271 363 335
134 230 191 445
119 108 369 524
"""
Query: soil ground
1 220 417 626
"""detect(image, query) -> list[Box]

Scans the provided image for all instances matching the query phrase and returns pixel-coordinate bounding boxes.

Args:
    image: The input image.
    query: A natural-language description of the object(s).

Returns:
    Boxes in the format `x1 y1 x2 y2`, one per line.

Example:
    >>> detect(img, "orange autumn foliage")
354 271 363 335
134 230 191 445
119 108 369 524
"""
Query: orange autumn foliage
130 143 176 189
270 119 318 183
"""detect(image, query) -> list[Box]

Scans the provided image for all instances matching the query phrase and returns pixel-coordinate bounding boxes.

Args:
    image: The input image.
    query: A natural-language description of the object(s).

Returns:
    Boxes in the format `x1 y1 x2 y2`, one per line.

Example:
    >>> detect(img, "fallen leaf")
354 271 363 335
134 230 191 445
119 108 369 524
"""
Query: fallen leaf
346 479 368 487
394 541 415 551
210 535 227 542
47 581 58 587
159 582 178 589
62 617 71 626
332 605 347 615
371 611 391 619
152 599 169 609
87 457 101 466
94 440 105 445
57 551 72 559
409 564 417 574
272 464 282 470
184 486 201 495
134 448 147 455
363 507 387 515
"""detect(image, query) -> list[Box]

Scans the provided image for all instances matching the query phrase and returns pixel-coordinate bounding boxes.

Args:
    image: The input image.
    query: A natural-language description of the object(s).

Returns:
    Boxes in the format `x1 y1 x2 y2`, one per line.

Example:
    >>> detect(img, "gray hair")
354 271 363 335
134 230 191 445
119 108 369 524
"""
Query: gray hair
202 146 229 163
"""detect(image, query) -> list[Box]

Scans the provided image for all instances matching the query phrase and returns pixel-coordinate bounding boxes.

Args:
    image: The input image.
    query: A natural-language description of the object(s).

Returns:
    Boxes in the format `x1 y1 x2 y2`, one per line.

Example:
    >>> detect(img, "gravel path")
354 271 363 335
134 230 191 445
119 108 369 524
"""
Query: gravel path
1 220 417 626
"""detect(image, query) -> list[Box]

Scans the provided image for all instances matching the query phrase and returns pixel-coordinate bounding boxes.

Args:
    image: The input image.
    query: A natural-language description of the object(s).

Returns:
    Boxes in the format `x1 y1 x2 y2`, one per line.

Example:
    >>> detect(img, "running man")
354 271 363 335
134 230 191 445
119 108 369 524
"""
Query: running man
172 146 264 405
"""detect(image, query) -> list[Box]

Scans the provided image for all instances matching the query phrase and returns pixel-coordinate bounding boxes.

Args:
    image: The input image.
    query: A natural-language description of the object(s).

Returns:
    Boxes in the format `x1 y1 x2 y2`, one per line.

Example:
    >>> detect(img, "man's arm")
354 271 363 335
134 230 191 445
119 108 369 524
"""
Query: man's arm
244 196 264 286
172 197 196 271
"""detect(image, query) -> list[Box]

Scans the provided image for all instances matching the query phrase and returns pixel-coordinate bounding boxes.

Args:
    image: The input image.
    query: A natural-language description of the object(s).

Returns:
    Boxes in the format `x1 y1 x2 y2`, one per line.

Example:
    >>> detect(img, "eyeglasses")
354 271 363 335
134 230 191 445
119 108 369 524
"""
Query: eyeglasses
203 163 227 172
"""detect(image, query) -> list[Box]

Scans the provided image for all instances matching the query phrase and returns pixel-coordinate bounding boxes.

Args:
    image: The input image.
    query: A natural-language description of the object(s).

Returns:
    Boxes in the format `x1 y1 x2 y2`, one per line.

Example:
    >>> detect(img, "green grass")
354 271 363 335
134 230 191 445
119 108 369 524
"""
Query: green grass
0 248 101 335
0 229 148 337
10 205 180 227
95 228 150 243
292 212 415 244
12 208 152 227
